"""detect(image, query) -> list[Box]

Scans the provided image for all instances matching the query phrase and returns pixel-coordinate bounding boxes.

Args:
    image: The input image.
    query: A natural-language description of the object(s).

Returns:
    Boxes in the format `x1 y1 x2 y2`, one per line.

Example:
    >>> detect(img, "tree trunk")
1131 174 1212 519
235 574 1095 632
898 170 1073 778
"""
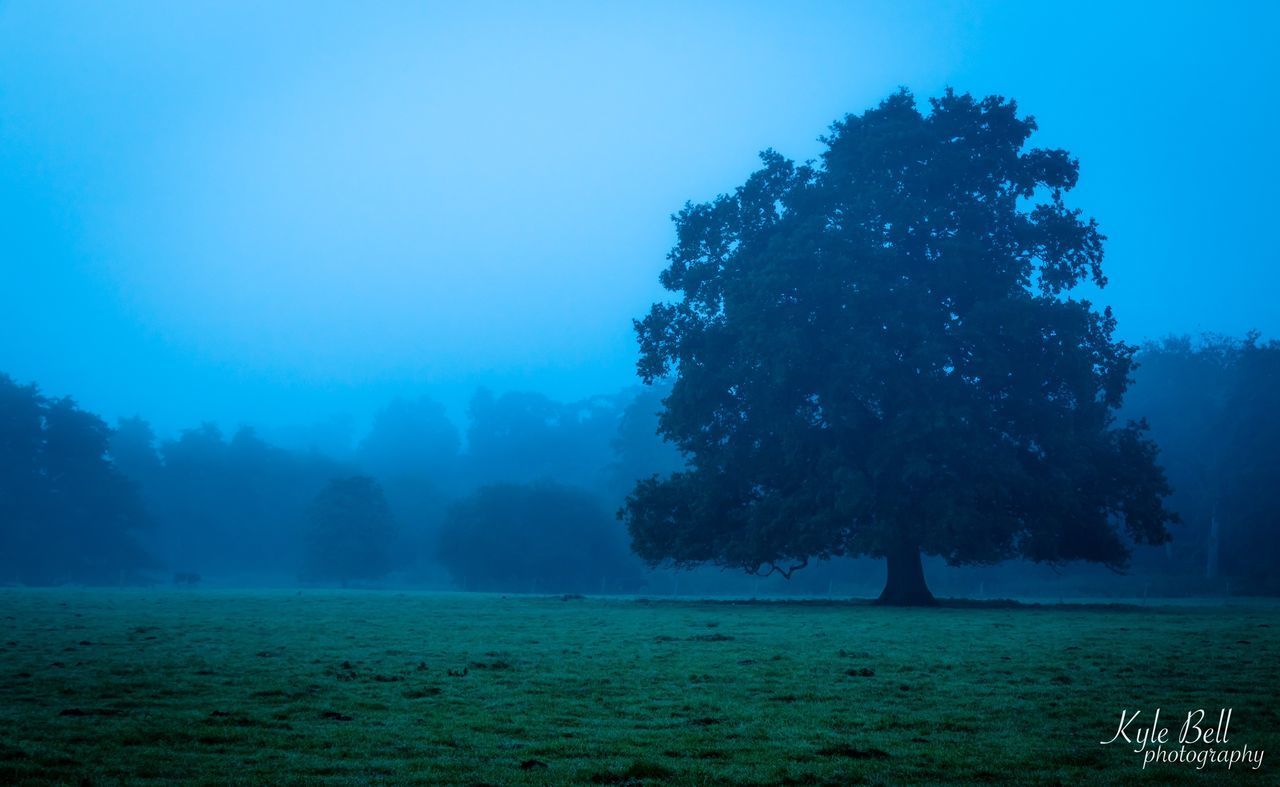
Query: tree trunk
876 540 936 606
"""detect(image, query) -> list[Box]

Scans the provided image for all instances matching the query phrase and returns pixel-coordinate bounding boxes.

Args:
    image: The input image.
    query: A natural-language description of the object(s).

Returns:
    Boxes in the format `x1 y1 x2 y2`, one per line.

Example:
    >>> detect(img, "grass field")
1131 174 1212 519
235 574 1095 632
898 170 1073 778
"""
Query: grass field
1 590 1276 784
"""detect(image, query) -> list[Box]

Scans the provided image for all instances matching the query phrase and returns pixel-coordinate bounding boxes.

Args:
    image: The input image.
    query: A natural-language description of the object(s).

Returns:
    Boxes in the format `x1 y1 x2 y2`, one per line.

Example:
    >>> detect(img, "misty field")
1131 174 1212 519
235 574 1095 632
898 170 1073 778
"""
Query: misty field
1 591 1277 784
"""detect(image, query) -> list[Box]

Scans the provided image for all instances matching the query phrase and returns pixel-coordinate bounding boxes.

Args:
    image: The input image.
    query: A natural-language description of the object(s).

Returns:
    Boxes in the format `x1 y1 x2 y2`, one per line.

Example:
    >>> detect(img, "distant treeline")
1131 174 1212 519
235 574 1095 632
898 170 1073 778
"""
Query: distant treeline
0 380 680 590
1121 334 1280 595
0 333 1276 595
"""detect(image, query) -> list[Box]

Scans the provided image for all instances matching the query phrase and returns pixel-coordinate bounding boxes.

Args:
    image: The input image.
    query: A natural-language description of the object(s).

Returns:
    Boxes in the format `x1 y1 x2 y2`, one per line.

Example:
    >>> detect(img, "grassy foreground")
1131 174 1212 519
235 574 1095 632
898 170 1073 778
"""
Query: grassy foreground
0 590 1276 784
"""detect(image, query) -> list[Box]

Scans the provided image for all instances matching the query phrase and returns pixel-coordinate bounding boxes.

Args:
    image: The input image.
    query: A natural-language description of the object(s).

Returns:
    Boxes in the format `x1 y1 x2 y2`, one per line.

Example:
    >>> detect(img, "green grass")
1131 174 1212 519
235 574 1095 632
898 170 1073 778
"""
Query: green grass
1 590 1276 784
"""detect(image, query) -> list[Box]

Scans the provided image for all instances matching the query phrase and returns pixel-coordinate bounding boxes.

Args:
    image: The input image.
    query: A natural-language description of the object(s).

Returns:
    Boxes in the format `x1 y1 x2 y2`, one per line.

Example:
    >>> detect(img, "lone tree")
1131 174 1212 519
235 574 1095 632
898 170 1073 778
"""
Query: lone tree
623 90 1175 605
302 476 396 586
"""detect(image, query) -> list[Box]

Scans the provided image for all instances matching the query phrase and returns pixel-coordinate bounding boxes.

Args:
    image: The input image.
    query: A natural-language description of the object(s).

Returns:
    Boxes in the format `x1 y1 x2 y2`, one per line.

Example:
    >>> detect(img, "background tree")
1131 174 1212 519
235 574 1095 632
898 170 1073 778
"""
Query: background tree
606 383 685 501
357 395 460 579
465 389 621 490
0 375 152 584
1217 337 1280 593
1121 336 1234 579
135 424 349 579
438 481 640 593
302 476 397 586
1124 334 1280 593
110 416 164 485
0 375 44 581
624 90 1175 604
359 395 460 483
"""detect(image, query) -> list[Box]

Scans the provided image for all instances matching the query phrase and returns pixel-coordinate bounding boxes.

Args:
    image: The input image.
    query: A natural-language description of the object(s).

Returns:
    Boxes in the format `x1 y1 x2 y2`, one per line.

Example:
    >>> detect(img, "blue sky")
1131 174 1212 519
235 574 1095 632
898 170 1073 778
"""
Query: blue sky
1 1 1276 439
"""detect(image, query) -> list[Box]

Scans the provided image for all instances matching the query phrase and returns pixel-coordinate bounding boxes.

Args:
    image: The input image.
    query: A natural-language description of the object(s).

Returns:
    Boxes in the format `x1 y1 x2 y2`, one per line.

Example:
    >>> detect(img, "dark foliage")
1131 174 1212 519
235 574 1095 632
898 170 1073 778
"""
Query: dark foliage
606 383 685 500
357 395 460 579
97 384 674 585
466 389 623 490
1125 334 1280 593
113 421 352 578
438 482 640 593
624 90 1175 603
302 476 397 585
359 395 460 483
0 375 152 584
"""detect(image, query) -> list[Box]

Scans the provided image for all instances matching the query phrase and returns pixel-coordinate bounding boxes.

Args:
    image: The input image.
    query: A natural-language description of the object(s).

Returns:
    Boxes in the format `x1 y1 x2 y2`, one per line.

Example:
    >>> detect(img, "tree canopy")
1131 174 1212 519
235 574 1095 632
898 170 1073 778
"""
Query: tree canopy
1125 334 1280 593
0 375 152 584
466 389 623 490
301 476 397 586
359 395 460 483
623 89 1175 604
438 481 640 593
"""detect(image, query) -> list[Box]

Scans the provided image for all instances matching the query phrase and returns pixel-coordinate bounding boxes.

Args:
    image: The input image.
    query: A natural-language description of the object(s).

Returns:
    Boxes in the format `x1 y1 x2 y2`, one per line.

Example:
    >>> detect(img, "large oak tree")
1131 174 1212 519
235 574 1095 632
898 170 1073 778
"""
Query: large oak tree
623 90 1175 604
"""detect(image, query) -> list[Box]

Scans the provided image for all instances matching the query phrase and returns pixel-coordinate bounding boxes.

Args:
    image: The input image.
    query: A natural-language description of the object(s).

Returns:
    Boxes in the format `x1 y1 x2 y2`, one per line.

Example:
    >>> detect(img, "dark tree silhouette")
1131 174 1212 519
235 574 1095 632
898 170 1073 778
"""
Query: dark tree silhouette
357 395 460 579
124 423 350 578
0 375 152 584
438 482 640 593
359 395 460 483
607 383 685 501
1126 334 1280 593
302 476 396 586
465 389 623 490
0 376 43 577
623 90 1175 604
109 416 164 484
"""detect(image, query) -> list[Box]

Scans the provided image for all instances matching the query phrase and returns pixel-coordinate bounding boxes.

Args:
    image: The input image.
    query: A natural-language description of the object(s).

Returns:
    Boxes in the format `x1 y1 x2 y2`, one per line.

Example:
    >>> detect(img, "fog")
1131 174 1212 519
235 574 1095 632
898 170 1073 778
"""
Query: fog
2 2 1277 598
4 2 1276 434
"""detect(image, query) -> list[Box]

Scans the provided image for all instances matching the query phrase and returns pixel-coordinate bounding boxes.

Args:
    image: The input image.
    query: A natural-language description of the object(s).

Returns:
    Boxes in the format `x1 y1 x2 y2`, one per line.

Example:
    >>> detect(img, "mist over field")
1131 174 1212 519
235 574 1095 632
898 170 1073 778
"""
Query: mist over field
2 1 1277 599
1 2 1278 783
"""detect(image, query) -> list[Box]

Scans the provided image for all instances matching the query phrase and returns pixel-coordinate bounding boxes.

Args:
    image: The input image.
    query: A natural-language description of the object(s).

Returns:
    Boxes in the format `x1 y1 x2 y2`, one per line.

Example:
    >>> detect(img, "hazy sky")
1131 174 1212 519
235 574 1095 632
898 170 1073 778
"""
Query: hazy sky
2 1 1276 440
